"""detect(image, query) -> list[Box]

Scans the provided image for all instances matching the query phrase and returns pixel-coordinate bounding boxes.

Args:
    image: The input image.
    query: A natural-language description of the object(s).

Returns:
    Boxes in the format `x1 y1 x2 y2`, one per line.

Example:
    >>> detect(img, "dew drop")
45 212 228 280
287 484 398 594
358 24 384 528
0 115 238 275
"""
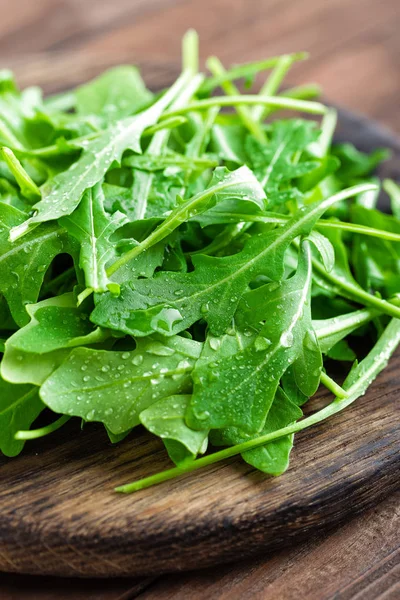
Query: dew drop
132 354 143 366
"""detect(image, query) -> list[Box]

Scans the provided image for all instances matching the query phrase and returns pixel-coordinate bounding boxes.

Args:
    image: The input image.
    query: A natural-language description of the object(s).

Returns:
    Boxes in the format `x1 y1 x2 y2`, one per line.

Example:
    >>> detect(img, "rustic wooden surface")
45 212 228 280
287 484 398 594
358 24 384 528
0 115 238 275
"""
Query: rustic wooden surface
0 0 399 597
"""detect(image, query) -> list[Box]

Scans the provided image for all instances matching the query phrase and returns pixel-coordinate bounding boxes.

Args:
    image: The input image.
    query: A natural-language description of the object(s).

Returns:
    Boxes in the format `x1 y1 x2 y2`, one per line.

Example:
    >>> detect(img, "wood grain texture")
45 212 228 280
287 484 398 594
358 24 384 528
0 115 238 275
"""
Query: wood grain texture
139 493 400 600
1 495 399 599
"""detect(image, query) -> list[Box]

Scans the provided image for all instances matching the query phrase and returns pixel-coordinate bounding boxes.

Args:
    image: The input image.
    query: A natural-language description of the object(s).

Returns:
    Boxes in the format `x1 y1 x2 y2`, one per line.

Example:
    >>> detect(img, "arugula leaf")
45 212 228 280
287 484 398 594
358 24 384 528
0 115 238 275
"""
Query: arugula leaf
211 387 302 475
40 335 202 434
0 202 77 325
61 183 127 293
140 394 208 466
313 307 377 354
105 164 266 278
1 346 70 386
0 376 44 456
0 71 43 149
118 314 400 493
3 293 108 354
332 143 390 181
1 293 110 385
75 66 153 124
245 120 319 200
186 240 320 432
350 204 400 296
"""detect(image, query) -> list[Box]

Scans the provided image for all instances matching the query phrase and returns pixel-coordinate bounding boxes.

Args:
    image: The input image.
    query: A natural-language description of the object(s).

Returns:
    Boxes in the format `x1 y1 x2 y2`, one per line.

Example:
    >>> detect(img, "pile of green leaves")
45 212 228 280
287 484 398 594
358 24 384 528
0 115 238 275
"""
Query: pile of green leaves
1 31 400 493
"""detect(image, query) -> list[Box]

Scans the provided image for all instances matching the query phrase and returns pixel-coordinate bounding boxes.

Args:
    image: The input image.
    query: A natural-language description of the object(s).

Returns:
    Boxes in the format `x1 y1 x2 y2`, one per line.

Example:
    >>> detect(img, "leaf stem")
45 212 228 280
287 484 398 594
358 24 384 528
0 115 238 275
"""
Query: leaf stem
162 95 328 118
199 52 308 95
0 118 22 148
320 371 348 398
204 211 400 243
15 415 70 440
0 147 41 202
251 54 296 121
207 56 267 142
182 29 199 74
311 253 400 319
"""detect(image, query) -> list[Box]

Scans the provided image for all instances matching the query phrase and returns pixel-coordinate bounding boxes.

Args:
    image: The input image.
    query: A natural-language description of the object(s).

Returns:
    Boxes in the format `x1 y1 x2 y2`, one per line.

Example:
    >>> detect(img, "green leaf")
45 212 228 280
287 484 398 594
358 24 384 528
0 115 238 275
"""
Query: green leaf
0 72 43 149
313 307 377 354
332 143 390 181
186 240 321 432
308 230 335 272
61 183 127 293
40 335 202 434
0 376 44 456
140 394 208 466
245 119 319 205
326 339 356 361
1 293 110 385
210 123 247 163
75 66 153 124
1 346 70 386
3 293 108 354
350 204 400 296
0 202 77 325
212 387 302 475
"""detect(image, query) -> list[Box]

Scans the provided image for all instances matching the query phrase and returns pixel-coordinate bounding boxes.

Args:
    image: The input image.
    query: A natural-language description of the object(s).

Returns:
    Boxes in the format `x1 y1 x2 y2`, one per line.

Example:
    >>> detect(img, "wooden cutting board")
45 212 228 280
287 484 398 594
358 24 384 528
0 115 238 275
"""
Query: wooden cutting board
0 108 399 579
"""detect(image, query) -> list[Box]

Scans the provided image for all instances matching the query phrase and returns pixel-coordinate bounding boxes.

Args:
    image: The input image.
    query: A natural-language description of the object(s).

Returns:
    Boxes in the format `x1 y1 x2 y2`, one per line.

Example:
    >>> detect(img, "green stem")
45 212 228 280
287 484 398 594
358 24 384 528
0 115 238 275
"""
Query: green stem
0 147 41 202
199 52 307 95
162 95 328 118
207 57 267 142
384 179 400 216
15 415 71 440
310 253 400 319
320 371 348 398
383 179 400 200
116 318 400 493
251 54 296 121
309 108 338 157
315 218 400 241
203 211 400 243
0 118 22 148
282 84 321 100
182 29 199 74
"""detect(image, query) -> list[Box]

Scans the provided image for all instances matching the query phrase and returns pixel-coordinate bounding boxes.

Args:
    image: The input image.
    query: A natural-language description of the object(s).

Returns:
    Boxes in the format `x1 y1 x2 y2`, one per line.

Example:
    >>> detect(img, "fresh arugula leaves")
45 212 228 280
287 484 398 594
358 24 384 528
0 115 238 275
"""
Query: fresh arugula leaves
0 32 399 496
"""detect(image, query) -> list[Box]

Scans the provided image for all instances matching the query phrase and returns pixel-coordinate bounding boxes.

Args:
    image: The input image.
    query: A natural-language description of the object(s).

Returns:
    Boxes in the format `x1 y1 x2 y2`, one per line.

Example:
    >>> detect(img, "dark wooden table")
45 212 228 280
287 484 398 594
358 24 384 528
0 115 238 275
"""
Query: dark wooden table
0 0 399 598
